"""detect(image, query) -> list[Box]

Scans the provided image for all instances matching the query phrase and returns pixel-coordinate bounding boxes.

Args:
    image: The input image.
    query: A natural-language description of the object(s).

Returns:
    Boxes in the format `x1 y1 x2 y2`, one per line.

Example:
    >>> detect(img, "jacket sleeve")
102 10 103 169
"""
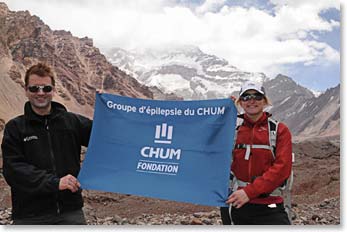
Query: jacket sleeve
76 114 92 147
1 120 60 194
243 122 293 199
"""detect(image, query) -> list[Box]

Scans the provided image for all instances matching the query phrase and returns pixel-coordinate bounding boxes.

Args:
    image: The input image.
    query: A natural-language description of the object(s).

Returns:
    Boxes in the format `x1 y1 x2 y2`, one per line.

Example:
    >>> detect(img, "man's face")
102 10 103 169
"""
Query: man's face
25 74 54 112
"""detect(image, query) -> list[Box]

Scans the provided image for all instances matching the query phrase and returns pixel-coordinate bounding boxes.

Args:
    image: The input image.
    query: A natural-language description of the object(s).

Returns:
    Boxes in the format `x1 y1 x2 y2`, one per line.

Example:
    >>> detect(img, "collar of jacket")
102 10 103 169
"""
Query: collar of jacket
238 112 272 127
24 101 67 123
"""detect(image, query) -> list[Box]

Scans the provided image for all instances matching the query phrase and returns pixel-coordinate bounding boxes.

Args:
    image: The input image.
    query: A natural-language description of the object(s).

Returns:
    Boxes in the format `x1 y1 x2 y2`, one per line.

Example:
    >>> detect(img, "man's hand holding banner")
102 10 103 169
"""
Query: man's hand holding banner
79 93 237 206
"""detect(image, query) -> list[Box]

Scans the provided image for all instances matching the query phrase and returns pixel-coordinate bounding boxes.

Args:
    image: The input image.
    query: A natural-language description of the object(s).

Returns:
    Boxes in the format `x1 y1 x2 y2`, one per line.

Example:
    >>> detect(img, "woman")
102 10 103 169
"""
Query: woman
224 81 292 225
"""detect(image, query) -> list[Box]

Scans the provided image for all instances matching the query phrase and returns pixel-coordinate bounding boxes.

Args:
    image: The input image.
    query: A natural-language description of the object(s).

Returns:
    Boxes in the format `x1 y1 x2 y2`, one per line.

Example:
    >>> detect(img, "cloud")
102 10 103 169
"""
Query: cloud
269 0 339 11
3 0 340 77
195 0 227 14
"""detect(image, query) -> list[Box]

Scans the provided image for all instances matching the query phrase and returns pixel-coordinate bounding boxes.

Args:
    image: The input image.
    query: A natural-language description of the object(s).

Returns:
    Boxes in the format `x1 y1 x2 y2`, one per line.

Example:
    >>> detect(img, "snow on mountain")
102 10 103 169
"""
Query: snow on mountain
104 45 267 100
103 45 339 138
310 89 324 97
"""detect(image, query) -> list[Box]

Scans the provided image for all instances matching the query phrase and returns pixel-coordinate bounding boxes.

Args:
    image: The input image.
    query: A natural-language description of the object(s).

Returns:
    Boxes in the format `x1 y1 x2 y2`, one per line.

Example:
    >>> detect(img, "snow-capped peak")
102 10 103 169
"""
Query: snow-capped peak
104 45 266 100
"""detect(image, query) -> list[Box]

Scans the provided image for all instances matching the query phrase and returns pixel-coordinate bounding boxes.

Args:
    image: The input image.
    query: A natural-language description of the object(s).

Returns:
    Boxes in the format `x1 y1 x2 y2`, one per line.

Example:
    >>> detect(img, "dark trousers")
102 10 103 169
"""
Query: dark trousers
13 209 86 225
230 203 290 225
220 207 232 225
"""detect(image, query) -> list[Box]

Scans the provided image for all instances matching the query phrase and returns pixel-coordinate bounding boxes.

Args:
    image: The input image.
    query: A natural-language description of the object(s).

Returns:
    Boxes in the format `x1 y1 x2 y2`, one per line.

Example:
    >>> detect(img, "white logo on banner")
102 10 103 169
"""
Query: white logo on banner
137 123 181 176
154 123 173 144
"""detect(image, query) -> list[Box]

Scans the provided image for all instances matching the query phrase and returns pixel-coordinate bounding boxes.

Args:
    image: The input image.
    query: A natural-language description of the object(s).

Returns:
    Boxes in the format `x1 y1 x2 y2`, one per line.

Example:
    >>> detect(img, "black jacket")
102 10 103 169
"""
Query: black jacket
1 101 92 219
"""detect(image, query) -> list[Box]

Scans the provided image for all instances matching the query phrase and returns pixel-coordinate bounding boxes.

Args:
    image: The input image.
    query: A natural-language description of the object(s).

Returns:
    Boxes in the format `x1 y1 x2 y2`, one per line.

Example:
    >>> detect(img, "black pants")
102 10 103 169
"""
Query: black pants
230 203 290 225
220 207 232 225
13 209 86 225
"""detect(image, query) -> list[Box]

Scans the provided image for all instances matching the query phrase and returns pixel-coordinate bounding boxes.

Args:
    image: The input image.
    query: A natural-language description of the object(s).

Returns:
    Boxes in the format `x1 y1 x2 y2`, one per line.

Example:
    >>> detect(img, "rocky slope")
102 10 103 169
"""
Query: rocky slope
0 137 340 225
0 2 153 123
264 75 340 138
288 84 340 138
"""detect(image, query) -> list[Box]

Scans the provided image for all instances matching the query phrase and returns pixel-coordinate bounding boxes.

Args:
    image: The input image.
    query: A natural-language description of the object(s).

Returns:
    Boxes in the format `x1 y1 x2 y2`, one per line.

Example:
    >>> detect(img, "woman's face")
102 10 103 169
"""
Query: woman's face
239 90 266 118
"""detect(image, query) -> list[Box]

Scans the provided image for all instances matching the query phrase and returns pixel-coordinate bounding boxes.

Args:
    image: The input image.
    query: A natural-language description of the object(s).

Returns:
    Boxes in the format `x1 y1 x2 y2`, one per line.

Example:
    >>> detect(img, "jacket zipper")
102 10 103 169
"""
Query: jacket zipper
45 118 61 214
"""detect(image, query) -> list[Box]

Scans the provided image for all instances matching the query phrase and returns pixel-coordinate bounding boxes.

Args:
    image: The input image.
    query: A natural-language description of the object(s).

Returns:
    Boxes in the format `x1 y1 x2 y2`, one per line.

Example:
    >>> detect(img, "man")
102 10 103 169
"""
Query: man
1 63 92 224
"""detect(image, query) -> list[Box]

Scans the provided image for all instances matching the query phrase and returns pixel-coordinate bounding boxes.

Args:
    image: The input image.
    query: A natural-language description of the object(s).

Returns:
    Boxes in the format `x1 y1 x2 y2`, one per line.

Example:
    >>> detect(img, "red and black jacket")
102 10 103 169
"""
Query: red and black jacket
231 112 292 205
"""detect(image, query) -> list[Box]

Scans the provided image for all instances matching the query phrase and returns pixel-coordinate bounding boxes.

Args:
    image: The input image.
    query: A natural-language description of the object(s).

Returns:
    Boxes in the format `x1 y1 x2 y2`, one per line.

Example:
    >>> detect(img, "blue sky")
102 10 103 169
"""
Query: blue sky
176 0 340 91
3 0 341 92
295 7 340 91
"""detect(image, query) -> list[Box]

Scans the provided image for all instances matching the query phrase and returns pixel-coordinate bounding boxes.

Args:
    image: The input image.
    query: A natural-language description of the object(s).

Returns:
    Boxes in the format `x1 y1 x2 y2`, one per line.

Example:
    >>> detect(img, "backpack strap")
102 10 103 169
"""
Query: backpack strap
267 118 279 159
234 117 279 160
233 117 244 150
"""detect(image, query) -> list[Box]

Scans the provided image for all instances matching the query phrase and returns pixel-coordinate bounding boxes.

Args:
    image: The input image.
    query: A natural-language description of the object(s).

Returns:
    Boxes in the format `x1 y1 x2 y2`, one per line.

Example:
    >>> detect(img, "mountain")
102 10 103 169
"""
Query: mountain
0 2 153 125
0 2 339 139
105 46 267 100
286 84 340 138
264 75 339 138
262 74 315 125
105 47 340 138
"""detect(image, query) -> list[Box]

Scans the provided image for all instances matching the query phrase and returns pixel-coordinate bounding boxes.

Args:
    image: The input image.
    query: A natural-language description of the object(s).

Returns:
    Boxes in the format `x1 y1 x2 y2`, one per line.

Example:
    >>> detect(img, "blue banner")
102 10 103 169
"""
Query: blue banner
79 93 237 206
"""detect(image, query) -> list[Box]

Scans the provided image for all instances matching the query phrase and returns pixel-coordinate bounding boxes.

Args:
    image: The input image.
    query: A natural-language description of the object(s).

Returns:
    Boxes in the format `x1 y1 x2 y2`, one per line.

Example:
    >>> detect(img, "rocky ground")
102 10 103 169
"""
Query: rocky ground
0 137 340 225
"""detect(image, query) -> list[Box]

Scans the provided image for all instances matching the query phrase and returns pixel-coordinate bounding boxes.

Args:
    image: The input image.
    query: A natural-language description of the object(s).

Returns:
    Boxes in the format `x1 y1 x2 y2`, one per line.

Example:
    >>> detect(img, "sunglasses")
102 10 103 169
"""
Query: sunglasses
27 85 53 93
240 93 264 101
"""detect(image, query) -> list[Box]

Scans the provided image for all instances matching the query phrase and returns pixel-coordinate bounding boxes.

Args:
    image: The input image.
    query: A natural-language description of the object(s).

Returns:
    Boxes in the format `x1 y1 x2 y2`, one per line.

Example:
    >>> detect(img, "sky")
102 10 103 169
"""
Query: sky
2 0 341 92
